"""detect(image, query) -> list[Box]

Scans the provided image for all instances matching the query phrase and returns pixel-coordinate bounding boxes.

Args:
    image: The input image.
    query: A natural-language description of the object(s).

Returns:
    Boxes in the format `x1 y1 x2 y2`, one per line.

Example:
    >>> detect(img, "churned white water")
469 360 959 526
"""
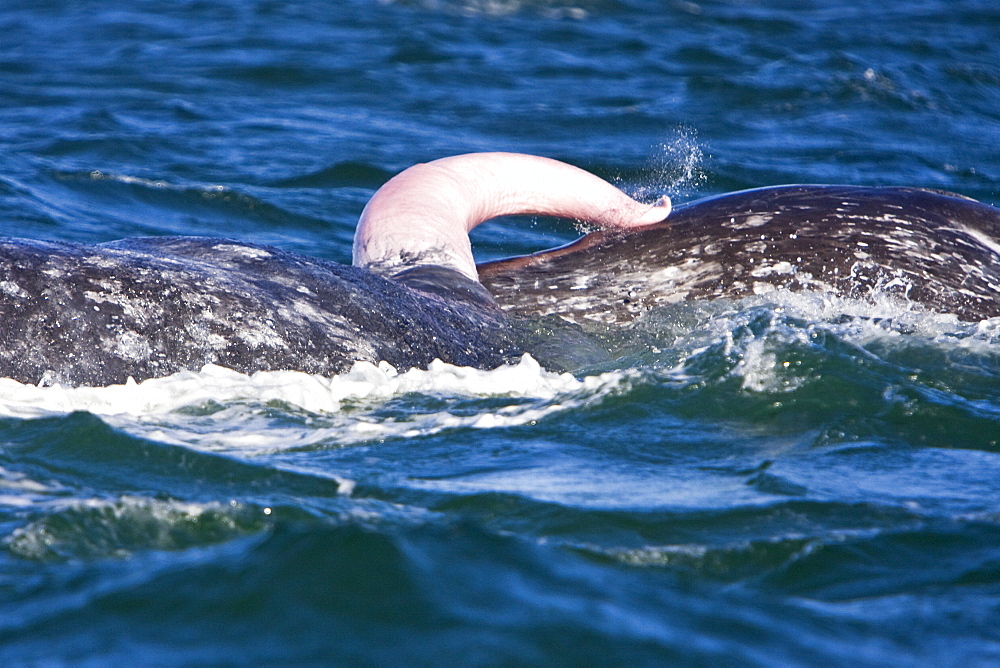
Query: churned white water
3 292 996 459
0 354 639 455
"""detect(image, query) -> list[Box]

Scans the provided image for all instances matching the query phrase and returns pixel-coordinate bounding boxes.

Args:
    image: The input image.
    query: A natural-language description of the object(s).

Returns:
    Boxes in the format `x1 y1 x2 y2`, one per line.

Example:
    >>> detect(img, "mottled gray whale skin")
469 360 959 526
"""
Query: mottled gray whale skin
480 185 1000 326
0 237 521 386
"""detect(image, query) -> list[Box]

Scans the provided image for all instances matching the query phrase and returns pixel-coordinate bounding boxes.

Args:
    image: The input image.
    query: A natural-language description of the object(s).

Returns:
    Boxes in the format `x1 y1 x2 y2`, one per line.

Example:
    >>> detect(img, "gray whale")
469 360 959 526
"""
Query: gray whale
480 184 1000 326
0 237 520 386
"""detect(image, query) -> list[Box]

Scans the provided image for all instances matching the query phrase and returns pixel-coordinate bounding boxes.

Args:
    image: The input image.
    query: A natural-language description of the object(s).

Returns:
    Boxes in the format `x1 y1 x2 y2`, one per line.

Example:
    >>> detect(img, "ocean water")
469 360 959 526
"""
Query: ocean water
2 0 1000 664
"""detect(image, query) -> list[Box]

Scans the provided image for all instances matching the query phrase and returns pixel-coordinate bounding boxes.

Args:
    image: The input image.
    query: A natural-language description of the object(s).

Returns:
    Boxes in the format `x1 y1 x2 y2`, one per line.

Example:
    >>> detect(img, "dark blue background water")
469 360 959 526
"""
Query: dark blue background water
2 0 1000 664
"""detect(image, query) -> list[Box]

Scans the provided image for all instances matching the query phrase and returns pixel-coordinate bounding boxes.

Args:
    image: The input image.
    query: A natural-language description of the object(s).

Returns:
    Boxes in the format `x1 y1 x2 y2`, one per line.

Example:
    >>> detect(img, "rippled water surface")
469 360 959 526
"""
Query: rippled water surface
2 0 1000 664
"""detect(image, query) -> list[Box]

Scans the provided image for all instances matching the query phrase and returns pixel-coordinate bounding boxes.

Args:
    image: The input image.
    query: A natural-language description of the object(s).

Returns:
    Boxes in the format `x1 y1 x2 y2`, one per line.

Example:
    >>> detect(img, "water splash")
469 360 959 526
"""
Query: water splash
629 129 708 203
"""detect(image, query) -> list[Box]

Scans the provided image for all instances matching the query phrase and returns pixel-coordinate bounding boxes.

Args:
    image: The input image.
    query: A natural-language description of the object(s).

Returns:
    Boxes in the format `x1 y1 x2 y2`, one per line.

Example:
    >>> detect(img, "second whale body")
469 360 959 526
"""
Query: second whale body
481 184 1000 325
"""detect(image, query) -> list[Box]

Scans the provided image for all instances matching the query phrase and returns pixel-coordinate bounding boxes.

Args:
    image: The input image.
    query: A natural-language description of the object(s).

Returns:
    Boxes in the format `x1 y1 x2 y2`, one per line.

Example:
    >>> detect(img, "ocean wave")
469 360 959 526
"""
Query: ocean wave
0 355 639 455
4 495 271 561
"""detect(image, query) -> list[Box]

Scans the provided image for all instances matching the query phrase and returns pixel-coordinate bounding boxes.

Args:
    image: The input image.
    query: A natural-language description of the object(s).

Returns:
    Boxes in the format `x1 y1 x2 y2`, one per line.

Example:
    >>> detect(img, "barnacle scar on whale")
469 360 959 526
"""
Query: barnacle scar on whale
2 151 999 388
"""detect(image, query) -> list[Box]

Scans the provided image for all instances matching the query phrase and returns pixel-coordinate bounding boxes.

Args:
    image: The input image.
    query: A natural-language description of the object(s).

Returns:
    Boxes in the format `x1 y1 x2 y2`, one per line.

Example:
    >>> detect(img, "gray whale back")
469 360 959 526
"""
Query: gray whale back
479 185 1000 325
0 237 521 386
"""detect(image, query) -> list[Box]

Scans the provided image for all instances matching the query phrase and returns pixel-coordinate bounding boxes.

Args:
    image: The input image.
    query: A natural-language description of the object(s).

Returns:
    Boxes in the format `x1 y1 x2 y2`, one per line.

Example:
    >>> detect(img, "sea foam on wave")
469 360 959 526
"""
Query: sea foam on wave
0 354 638 454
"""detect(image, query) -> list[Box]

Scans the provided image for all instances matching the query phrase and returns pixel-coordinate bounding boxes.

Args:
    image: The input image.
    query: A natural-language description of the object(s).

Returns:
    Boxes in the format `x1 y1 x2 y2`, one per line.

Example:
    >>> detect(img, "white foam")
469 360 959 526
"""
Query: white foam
0 355 638 455
3 292 995 455
0 466 65 508
2 495 263 560
638 288 1000 397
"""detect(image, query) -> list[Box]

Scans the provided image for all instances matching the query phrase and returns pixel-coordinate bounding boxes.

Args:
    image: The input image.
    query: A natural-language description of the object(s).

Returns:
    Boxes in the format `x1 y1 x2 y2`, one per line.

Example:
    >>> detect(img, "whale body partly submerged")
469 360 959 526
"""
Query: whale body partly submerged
481 184 1000 326
2 153 999 387
0 236 521 386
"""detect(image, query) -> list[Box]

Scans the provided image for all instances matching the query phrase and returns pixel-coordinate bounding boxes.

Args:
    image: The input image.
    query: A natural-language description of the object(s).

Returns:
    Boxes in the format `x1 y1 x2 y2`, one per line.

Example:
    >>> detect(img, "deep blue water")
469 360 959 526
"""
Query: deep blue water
2 0 1000 664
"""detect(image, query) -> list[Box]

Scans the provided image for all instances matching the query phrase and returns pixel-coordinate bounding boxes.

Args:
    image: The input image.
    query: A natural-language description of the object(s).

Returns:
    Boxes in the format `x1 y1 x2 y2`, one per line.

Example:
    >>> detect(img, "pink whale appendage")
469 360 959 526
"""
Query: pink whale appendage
352 152 671 281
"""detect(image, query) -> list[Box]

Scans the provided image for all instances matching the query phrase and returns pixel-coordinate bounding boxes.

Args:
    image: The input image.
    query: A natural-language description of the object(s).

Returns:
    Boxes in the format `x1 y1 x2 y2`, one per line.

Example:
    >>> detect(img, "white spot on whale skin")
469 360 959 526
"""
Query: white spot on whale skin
652 266 685 280
722 214 773 230
114 331 153 362
0 281 29 299
83 254 122 270
569 274 595 291
212 244 272 259
649 260 723 288
957 224 1000 258
750 261 795 278
42 267 65 279
744 215 771 227
879 276 913 293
